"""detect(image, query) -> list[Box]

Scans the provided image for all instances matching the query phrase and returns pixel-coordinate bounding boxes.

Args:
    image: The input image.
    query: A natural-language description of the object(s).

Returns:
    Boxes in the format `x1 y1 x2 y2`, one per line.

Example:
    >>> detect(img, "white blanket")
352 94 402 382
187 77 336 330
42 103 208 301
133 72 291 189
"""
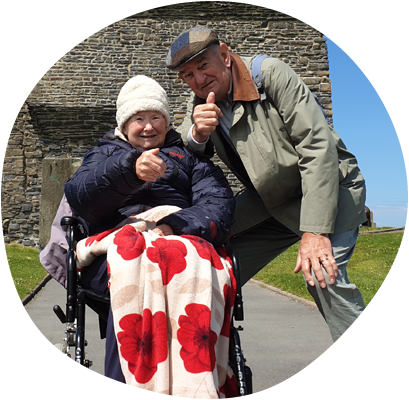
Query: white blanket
76 206 239 398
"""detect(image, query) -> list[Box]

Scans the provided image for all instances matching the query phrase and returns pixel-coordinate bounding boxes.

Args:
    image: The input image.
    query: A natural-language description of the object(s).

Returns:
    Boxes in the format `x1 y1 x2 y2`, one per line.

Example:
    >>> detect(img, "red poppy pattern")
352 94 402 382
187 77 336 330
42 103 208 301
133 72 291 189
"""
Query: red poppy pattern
177 303 217 374
182 235 224 270
147 238 188 285
219 371 239 398
85 226 119 247
220 283 234 338
215 246 232 266
210 221 217 239
113 224 146 261
117 309 168 384
107 261 111 290
76 206 237 397
217 246 237 295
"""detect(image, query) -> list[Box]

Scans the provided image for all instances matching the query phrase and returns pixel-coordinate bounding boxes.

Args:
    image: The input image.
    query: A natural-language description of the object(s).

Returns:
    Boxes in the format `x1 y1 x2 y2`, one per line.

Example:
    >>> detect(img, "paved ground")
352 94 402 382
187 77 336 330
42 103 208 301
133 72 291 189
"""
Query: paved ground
25 278 333 393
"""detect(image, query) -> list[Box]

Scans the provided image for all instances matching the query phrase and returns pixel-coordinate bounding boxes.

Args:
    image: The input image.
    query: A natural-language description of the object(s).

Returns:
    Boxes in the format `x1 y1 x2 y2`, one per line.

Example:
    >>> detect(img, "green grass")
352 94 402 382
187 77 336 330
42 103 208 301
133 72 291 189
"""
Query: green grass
6 243 48 300
254 230 403 305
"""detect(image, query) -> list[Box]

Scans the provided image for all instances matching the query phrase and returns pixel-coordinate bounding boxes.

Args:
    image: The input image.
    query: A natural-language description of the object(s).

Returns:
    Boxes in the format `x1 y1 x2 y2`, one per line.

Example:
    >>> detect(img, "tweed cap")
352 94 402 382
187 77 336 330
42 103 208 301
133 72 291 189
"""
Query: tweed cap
166 26 219 70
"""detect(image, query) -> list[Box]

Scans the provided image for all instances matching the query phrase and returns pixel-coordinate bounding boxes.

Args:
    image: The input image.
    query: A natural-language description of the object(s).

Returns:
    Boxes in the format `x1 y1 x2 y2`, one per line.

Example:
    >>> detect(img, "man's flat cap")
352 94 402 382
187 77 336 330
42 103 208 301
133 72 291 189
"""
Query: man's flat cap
166 26 219 70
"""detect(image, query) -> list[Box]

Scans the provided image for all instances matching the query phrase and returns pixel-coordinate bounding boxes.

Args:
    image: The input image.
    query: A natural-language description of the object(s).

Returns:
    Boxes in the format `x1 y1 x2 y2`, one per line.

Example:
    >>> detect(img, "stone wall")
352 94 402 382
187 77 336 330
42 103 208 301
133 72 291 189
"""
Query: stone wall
1 1 332 248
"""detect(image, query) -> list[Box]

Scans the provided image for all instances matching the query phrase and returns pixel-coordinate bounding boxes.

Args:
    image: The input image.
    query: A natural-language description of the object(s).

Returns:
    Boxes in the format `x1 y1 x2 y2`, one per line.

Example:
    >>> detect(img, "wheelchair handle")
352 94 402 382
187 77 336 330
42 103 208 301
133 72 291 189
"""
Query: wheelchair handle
60 216 81 323
61 216 79 227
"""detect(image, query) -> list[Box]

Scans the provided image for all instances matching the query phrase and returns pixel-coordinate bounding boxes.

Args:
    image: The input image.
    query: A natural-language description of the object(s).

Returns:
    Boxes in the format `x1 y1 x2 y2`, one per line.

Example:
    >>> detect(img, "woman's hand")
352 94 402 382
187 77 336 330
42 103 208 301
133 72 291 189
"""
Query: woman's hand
135 148 167 182
152 224 174 236
294 232 338 288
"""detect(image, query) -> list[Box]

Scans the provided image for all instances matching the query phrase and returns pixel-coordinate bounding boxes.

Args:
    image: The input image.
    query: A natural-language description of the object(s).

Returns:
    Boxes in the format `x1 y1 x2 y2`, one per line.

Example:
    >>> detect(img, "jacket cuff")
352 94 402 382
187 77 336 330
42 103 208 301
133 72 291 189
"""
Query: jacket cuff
187 126 208 152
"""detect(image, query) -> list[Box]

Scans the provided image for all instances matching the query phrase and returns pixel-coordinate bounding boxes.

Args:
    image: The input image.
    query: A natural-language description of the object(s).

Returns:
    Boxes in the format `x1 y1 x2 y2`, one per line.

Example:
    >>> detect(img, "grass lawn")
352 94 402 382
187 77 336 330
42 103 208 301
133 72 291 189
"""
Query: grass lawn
254 229 403 306
6 243 48 300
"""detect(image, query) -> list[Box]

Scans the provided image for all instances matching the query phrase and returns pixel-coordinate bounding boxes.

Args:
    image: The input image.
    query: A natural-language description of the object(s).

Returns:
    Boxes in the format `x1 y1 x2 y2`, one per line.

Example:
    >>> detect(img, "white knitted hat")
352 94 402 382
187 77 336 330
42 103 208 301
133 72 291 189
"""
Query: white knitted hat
116 75 171 131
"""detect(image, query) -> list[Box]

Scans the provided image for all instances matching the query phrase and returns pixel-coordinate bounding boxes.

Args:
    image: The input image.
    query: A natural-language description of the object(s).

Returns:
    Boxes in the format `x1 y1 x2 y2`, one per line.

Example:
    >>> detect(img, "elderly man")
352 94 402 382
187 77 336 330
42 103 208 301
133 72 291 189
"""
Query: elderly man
165 26 367 341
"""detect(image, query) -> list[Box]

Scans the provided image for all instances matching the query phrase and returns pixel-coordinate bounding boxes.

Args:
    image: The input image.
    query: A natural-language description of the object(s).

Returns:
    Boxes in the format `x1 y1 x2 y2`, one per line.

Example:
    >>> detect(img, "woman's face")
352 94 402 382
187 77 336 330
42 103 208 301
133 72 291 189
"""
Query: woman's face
123 110 167 151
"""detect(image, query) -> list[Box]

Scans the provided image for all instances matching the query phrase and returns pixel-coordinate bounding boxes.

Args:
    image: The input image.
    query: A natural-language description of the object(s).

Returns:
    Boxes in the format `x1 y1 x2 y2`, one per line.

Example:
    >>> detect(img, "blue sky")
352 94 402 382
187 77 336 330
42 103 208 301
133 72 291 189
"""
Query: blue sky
325 39 408 228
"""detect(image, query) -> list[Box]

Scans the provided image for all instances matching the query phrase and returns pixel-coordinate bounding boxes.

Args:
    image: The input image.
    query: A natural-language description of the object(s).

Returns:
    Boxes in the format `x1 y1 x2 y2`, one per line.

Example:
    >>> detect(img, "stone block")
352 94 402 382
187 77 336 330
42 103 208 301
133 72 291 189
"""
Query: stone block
319 83 332 92
39 157 82 247
22 204 33 213
8 223 20 232
302 77 321 85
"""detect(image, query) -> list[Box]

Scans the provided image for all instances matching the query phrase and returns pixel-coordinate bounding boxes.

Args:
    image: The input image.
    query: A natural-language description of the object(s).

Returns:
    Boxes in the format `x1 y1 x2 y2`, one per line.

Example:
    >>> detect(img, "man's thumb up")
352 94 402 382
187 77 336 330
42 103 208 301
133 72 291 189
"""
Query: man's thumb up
206 91 216 104
191 91 222 142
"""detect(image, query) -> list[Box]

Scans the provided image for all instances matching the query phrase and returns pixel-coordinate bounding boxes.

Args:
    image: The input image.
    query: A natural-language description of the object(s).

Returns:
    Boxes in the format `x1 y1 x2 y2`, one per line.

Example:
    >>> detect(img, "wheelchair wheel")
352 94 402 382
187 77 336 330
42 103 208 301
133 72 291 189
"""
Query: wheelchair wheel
47 343 67 399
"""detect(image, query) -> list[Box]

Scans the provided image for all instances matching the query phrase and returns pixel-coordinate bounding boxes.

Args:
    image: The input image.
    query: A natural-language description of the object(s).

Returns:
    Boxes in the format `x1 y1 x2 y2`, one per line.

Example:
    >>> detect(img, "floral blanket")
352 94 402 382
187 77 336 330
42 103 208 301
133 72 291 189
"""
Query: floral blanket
76 206 238 398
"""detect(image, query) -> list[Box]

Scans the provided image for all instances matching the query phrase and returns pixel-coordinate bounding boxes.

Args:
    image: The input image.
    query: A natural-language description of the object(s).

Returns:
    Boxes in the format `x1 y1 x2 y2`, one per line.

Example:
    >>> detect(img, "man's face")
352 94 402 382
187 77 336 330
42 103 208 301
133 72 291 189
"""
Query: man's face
177 43 231 102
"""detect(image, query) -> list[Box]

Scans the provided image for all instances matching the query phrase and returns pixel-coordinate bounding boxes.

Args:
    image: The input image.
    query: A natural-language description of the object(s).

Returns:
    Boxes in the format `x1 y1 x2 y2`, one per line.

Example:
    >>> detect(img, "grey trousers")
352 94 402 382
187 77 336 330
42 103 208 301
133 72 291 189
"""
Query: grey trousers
230 210 366 342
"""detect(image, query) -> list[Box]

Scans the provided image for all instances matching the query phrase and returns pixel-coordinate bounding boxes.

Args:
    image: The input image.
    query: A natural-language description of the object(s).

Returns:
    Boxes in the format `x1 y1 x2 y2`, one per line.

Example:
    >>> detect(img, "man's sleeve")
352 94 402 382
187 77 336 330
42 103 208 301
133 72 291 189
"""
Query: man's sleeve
186 125 208 153
263 58 339 234
178 92 197 145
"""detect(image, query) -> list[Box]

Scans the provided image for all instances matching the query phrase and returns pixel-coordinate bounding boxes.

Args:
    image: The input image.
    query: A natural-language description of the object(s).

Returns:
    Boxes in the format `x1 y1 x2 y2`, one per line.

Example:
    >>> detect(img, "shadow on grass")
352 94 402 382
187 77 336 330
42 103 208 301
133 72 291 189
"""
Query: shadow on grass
264 382 408 399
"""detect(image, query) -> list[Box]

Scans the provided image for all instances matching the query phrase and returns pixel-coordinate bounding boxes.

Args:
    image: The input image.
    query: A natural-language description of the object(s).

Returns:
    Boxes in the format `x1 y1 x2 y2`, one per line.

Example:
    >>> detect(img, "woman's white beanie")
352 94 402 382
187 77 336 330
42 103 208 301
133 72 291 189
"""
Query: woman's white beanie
116 75 171 131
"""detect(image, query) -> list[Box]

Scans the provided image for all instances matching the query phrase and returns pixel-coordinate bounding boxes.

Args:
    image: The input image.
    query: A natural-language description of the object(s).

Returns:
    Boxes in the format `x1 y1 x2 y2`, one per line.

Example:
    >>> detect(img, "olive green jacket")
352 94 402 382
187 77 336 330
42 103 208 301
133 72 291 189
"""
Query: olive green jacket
178 54 366 236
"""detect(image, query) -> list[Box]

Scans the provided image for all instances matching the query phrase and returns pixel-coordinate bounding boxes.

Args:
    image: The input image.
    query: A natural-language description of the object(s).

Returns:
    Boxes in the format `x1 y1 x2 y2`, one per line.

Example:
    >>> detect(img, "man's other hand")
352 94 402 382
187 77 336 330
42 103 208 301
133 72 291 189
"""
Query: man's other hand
294 232 338 289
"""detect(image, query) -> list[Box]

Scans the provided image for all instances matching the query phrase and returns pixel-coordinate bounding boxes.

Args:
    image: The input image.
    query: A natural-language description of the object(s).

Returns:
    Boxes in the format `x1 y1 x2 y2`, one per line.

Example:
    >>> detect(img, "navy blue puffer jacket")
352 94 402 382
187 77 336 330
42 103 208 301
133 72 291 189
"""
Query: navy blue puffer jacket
64 129 235 248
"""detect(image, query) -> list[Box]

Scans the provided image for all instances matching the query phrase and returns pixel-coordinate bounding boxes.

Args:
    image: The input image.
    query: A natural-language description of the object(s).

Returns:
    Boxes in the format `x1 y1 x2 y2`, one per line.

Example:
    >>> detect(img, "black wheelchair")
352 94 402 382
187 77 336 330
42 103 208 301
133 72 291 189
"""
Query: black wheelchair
53 216 253 396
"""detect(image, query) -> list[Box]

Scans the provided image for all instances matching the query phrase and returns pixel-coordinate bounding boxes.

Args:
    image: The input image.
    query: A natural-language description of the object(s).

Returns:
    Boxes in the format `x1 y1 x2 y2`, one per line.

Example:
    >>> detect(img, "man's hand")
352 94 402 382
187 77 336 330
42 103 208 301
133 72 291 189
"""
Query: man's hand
135 148 167 182
152 224 173 236
192 92 223 142
294 232 338 288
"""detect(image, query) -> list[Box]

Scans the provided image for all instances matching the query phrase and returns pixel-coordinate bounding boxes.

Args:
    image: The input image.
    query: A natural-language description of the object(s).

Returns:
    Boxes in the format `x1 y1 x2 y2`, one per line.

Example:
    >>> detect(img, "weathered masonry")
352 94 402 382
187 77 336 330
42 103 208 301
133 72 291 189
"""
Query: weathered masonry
1 2 333 248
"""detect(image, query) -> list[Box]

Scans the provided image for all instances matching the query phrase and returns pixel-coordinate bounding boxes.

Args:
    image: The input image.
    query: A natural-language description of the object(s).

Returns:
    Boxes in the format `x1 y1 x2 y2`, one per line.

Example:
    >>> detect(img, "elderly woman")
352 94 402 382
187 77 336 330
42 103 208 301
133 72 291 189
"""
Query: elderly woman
65 75 234 245
65 76 235 398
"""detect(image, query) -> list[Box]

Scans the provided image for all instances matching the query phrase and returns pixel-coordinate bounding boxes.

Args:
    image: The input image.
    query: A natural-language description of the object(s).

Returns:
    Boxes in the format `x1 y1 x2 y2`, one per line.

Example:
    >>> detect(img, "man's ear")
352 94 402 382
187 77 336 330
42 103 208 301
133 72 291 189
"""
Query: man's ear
219 43 231 68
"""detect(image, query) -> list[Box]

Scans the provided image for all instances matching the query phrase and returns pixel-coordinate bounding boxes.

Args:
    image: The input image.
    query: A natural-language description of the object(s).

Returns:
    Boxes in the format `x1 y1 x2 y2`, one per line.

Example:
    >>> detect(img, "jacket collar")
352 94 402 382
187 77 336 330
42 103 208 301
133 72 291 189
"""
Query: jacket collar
230 53 260 102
